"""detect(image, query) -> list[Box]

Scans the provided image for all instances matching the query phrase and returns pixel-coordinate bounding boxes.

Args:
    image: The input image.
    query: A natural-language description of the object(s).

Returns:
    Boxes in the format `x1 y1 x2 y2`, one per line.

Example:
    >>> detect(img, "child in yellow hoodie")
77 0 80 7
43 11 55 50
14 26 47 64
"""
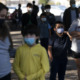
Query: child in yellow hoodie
13 24 50 80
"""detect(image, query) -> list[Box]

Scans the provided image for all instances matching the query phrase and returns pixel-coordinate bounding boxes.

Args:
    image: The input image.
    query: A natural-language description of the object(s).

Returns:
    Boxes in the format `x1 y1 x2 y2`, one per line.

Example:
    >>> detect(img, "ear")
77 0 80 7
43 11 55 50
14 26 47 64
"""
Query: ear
54 28 56 31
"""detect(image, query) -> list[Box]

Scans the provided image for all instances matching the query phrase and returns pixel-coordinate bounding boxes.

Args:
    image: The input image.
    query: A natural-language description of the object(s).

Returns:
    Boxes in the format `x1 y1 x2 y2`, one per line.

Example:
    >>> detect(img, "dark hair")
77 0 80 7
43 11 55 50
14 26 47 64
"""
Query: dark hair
40 12 46 18
70 0 75 4
18 4 21 7
45 5 51 9
0 22 9 40
27 3 33 7
54 21 64 27
32 1 35 5
0 3 8 11
23 24 40 37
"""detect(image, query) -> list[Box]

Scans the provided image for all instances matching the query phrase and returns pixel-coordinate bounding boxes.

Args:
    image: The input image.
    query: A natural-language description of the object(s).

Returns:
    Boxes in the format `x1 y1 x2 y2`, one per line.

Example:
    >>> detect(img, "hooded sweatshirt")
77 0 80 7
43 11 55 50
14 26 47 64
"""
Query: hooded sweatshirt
13 43 50 80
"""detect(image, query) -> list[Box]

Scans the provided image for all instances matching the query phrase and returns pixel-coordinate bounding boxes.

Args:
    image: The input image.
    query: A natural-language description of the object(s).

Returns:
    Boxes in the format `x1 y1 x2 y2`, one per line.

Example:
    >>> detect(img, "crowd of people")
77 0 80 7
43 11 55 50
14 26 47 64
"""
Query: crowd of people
0 0 80 80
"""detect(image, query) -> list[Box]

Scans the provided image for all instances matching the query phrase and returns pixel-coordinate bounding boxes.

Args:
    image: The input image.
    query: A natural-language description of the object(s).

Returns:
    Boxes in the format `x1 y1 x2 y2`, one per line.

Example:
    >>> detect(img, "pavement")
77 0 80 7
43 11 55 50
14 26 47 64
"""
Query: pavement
10 30 78 80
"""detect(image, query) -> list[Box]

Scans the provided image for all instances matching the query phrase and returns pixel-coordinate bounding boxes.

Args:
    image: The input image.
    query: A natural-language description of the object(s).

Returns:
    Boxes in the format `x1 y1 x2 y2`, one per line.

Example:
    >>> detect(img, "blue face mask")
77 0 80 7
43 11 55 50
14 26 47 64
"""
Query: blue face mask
24 38 35 46
72 4 75 8
41 18 47 22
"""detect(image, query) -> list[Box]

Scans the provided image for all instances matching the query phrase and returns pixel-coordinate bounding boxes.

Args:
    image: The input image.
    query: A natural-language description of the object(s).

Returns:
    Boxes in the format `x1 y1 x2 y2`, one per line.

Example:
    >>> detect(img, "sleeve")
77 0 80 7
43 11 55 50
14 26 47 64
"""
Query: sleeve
48 23 51 29
48 37 53 46
13 48 25 80
0 37 10 50
41 48 50 74
63 9 66 25
68 20 78 33
27 69 43 80
27 48 50 80
49 14 56 26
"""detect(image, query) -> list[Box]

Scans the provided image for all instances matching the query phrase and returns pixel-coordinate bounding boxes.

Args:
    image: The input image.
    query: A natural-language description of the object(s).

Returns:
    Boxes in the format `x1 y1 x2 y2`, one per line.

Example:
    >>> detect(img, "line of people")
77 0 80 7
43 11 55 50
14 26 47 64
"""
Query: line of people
0 0 80 80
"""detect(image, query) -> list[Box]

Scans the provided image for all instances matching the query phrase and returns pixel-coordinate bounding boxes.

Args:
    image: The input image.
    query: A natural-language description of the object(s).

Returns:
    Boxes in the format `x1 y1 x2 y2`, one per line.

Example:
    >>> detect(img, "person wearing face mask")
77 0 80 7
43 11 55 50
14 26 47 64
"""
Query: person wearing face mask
21 3 38 36
13 24 50 80
63 0 79 57
44 5 56 35
48 21 72 80
38 13 51 50
68 17 80 80
63 0 78 31
0 2 13 80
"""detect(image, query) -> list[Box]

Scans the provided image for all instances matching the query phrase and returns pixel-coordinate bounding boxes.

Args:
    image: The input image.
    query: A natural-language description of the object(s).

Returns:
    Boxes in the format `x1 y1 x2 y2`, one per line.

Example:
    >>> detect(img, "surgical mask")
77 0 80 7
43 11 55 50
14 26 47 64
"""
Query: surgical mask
56 28 64 34
0 19 5 24
24 38 35 46
46 9 50 12
28 8 33 12
41 18 46 22
72 4 75 8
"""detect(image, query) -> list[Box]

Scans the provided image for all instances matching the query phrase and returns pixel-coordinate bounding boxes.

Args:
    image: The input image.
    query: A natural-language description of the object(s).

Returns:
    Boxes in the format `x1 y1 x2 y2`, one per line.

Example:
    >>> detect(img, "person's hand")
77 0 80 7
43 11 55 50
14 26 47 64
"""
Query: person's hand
64 31 68 34
64 31 72 40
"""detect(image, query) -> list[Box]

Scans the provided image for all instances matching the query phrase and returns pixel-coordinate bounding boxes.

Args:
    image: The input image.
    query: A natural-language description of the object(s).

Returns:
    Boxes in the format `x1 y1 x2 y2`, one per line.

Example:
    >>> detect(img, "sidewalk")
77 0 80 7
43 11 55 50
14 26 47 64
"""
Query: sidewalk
10 31 78 80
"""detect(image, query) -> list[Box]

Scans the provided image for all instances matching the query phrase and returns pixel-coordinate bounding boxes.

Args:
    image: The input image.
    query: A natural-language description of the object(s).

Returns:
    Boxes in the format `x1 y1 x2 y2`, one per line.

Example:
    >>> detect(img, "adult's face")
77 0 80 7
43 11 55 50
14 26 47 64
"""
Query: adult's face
0 9 7 19
70 1 75 9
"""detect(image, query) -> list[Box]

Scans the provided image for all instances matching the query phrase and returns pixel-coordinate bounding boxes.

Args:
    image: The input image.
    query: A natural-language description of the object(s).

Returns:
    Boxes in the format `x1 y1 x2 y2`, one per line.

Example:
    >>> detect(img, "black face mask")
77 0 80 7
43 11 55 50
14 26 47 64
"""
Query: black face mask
0 19 5 24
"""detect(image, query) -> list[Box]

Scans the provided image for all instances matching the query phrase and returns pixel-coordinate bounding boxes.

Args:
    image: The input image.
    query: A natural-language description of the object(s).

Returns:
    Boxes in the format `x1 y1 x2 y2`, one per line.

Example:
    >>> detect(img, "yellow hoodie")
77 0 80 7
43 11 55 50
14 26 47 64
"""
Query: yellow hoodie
13 44 50 80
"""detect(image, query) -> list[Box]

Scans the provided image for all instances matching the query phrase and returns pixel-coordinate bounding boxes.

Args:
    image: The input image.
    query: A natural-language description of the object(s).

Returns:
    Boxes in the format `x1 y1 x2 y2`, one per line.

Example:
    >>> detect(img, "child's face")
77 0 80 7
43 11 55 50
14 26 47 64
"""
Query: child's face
40 16 47 22
24 34 38 46
54 23 64 36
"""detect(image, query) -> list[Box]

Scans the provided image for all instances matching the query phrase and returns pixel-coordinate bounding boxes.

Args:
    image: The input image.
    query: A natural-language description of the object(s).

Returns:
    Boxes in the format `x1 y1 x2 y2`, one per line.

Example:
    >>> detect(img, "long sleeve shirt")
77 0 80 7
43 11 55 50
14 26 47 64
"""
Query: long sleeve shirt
13 43 50 80
0 37 11 78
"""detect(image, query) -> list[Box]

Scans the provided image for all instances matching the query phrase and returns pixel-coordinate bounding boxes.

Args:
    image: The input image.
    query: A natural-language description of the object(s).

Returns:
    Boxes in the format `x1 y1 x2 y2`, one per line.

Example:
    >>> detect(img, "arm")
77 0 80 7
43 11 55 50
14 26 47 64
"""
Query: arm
26 48 50 80
50 14 56 26
68 19 80 39
13 48 25 80
40 48 50 74
64 31 72 41
70 31 80 39
70 31 80 36
48 24 52 37
49 29 51 37
27 69 43 80
48 46 53 62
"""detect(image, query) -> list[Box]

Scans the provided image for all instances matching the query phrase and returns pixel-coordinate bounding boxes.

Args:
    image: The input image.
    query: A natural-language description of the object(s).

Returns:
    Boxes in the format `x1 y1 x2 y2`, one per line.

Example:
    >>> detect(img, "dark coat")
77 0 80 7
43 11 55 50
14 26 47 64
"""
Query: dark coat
21 12 37 27
63 7 79 31
21 12 37 35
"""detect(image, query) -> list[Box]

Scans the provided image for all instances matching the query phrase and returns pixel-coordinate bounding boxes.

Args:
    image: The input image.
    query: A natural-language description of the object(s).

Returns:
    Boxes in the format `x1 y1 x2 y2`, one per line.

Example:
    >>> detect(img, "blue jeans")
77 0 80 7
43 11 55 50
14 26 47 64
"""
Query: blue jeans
50 58 68 80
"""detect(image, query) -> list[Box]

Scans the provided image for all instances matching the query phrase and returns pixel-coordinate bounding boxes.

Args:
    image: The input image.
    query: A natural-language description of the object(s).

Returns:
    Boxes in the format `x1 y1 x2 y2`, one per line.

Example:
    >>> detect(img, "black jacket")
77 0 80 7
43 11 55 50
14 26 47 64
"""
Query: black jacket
63 7 79 31
21 12 37 35
21 12 37 27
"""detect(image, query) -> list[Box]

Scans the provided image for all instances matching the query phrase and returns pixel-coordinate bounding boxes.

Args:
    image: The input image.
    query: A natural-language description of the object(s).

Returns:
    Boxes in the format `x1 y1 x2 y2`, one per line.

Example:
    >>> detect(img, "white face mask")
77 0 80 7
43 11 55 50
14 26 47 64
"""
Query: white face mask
56 28 64 34
41 18 47 22
27 8 33 12
45 9 50 12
